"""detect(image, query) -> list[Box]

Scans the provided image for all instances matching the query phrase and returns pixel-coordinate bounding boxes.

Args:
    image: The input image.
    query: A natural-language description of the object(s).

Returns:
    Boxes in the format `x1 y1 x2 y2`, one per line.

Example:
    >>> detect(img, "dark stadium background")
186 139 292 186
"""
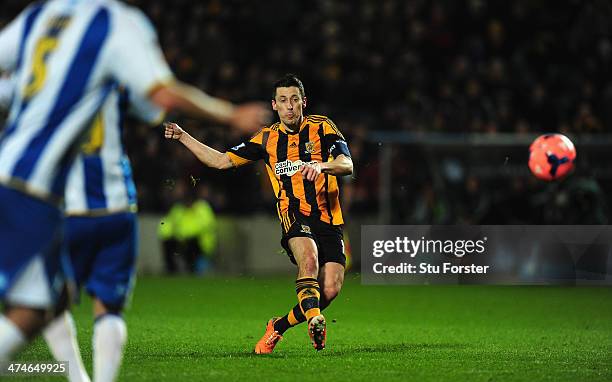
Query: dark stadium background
3 0 610 225
130 0 612 225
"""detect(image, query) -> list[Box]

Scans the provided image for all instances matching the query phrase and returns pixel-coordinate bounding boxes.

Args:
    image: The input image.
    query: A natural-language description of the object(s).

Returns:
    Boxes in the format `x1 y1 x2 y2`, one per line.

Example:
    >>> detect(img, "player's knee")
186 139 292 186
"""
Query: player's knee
300 262 318 277
322 287 338 302
322 284 341 302
298 250 319 276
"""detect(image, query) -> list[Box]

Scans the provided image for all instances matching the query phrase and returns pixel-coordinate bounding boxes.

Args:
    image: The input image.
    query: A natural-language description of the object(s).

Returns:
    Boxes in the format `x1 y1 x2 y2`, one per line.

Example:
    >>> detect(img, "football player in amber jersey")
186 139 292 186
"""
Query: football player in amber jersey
164 74 353 353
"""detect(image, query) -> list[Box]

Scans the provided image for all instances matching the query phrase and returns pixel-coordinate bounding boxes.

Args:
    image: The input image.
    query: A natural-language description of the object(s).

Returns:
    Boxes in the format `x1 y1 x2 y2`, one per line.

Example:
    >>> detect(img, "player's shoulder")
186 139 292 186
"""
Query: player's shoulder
306 114 338 129
264 122 281 132
23 0 45 12
12 0 45 22
101 0 138 13
246 123 277 142
105 0 156 36
83 0 124 14
306 115 344 138
305 114 332 124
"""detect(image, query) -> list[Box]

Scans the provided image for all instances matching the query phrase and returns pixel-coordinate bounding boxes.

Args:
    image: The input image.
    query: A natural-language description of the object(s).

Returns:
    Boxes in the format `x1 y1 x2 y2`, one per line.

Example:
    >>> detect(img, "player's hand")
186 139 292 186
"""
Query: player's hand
164 122 184 140
301 162 321 182
229 102 272 133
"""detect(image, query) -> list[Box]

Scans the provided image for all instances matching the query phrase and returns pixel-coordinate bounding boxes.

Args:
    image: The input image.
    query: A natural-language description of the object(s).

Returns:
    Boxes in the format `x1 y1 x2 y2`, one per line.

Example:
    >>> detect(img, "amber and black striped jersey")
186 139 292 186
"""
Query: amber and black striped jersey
226 115 351 226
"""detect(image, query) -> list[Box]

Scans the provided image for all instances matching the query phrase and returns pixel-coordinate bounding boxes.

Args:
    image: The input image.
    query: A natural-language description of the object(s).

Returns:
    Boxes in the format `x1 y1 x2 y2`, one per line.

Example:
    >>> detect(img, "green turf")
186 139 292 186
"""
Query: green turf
14 275 612 381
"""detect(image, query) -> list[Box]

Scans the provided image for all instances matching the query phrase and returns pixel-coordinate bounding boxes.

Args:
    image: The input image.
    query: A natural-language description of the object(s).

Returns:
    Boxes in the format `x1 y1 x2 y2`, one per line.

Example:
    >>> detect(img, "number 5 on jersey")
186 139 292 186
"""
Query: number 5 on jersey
23 16 71 100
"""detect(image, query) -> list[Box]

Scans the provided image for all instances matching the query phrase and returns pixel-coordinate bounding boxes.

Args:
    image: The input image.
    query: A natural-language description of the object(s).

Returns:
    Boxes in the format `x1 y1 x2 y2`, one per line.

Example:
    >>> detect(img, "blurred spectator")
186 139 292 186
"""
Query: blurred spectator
158 182 218 274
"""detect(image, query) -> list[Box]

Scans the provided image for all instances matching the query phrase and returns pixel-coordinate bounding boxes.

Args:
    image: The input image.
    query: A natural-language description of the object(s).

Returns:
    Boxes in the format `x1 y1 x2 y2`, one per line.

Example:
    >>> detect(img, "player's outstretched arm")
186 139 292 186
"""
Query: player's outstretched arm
151 82 270 134
164 122 233 170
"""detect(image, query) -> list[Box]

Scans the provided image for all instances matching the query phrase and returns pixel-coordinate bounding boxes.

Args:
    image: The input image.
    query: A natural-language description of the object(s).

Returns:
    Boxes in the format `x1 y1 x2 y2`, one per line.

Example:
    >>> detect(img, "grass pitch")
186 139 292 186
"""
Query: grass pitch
16 275 612 381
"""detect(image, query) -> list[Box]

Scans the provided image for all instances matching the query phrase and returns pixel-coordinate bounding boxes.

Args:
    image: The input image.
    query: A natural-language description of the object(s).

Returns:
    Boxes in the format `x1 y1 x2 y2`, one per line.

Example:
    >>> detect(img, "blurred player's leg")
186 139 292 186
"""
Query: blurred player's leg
92 300 127 382
43 266 90 382
43 311 90 382
0 186 67 360
44 222 92 382
0 312 28 360
85 213 136 382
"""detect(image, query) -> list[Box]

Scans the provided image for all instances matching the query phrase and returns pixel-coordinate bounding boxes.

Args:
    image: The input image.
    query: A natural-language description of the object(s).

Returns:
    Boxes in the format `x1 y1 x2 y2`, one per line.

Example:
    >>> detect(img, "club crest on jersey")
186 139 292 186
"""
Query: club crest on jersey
274 159 317 176
305 141 316 154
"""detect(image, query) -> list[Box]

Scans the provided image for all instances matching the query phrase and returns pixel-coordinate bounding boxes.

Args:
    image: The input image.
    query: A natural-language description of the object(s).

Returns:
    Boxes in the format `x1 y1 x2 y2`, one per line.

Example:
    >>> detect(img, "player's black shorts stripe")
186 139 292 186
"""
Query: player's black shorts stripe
299 125 319 218
318 123 333 221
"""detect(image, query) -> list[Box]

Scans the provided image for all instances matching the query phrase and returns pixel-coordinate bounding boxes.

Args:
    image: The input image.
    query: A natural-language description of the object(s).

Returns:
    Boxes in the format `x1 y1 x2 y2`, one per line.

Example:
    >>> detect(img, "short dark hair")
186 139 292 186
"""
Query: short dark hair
272 74 305 100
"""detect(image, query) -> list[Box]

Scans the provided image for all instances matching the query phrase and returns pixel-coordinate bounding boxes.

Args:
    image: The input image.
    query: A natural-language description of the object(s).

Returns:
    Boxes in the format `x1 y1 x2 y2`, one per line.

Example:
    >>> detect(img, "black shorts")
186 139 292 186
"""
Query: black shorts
280 211 346 267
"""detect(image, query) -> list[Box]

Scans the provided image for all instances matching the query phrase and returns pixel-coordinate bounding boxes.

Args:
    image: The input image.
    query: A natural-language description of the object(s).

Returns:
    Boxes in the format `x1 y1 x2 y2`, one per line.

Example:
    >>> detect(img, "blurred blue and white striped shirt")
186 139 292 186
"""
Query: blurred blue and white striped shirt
0 0 172 203
64 88 163 215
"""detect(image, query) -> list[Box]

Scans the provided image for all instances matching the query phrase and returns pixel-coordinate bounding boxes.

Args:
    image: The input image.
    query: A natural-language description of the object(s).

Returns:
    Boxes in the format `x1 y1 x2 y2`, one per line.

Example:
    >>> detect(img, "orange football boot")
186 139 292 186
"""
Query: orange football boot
254 318 283 354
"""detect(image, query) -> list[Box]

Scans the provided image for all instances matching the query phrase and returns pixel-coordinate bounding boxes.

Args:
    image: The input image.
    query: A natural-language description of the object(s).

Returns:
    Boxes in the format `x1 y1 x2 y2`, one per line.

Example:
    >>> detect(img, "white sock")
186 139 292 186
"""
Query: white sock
93 315 127 382
0 315 26 361
43 311 91 382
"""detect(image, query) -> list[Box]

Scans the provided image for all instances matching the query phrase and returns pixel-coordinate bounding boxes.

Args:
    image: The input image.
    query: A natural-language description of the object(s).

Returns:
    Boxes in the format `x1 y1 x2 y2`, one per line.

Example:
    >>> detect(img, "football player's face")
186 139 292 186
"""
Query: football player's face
272 87 306 127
